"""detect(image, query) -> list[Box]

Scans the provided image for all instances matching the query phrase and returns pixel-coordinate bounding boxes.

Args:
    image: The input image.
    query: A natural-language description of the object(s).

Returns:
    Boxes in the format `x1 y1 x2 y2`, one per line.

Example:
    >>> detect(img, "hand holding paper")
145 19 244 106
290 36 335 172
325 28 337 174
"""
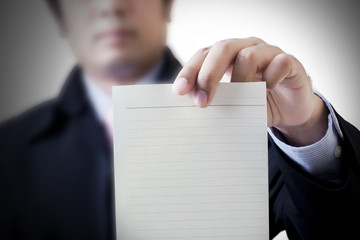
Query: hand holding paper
173 38 329 147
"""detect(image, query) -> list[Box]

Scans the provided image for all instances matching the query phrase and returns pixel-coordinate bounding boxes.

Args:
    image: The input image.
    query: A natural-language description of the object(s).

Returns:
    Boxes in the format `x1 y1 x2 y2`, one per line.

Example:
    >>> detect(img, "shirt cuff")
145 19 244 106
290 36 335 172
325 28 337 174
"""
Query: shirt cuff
268 91 343 179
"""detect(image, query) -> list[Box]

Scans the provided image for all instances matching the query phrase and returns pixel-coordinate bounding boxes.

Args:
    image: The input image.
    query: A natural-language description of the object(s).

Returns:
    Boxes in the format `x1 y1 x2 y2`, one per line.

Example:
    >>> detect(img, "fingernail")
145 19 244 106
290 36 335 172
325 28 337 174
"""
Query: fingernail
172 77 188 93
194 90 208 107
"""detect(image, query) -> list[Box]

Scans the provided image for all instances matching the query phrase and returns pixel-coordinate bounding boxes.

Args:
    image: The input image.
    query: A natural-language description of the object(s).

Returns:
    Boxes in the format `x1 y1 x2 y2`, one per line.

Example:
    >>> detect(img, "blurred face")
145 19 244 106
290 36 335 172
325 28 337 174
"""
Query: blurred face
59 0 170 81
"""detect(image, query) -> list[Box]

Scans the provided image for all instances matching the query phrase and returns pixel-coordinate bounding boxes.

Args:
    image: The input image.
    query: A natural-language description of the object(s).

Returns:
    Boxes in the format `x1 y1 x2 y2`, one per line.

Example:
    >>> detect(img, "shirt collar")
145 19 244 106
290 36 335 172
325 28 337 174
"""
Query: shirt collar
82 57 164 121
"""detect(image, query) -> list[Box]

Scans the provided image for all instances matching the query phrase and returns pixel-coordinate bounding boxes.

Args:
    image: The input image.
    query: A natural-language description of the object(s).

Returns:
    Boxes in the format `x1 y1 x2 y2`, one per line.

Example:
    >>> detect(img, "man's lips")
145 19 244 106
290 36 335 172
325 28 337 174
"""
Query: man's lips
95 29 135 44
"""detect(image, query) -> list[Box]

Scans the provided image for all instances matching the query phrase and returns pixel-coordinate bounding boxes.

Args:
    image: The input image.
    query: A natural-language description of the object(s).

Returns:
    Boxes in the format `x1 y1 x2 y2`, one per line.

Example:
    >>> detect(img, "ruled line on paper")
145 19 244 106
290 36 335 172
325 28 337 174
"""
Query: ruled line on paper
126 104 264 109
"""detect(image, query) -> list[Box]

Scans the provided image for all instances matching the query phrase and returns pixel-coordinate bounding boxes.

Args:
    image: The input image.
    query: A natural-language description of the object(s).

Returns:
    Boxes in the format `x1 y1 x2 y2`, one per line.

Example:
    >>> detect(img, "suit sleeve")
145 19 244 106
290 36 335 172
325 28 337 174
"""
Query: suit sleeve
0 121 22 239
269 109 360 240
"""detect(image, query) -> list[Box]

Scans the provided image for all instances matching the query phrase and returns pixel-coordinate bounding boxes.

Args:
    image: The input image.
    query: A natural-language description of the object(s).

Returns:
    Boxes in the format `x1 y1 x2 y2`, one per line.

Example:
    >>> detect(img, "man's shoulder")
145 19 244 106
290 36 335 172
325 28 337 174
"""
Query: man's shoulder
0 98 58 148
0 65 89 152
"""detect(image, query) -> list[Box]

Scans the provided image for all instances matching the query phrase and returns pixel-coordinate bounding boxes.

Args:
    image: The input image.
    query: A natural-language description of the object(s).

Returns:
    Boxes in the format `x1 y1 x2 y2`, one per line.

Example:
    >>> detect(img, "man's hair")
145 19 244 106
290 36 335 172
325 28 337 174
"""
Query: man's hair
46 0 171 20
46 0 61 20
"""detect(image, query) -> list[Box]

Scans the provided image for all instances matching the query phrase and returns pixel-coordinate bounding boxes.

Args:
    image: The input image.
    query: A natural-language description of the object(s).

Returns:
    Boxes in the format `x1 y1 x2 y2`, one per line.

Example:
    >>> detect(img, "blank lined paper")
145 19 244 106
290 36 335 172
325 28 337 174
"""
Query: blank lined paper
113 82 268 240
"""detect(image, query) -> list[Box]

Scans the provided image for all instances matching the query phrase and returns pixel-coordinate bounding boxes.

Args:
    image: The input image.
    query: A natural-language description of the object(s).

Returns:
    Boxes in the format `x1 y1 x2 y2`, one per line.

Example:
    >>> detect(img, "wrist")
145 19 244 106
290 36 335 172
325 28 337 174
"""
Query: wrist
276 94 329 147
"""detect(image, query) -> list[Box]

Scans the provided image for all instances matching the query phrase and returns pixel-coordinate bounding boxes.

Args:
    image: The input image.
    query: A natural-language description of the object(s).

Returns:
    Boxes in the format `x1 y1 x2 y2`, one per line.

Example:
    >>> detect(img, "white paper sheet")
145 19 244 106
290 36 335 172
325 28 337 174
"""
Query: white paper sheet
113 82 269 240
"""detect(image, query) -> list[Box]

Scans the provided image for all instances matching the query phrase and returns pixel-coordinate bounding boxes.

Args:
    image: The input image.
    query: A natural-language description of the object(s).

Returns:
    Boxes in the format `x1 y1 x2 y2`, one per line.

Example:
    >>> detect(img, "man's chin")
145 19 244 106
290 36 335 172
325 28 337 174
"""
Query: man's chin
98 60 140 81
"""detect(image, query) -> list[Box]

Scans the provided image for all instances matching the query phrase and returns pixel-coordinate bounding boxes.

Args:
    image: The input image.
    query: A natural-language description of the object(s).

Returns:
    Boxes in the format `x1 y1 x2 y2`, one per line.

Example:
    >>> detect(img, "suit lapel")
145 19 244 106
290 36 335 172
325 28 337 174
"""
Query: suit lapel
57 66 111 156
57 66 115 238
156 47 182 83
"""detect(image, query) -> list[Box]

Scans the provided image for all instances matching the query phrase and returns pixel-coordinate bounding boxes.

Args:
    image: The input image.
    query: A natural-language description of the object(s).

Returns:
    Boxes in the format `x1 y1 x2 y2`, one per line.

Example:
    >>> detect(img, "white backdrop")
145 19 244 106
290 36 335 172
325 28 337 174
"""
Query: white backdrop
168 0 360 130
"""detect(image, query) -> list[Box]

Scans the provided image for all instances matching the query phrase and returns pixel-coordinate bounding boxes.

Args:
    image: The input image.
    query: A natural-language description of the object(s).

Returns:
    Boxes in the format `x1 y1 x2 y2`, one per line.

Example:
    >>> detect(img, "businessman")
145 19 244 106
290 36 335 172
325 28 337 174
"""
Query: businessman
0 0 359 239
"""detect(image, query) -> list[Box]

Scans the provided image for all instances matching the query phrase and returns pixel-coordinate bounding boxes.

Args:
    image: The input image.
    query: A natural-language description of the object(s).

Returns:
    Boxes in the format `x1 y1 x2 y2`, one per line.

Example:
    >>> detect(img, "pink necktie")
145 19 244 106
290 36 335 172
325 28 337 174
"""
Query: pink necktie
103 103 114 146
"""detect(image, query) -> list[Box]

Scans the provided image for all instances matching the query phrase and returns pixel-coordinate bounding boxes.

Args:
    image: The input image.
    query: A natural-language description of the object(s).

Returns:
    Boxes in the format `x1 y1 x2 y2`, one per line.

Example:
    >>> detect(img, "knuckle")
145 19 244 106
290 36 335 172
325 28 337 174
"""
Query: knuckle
277 53 292 69
248 36 264 44
238 47 257 62
197 46 211 56
214 39 233 52
269 44 283 53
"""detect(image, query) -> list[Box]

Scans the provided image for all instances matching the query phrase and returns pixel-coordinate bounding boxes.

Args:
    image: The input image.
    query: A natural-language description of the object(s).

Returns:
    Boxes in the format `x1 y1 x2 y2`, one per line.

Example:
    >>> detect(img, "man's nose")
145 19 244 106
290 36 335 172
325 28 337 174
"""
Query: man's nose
92 0 129 17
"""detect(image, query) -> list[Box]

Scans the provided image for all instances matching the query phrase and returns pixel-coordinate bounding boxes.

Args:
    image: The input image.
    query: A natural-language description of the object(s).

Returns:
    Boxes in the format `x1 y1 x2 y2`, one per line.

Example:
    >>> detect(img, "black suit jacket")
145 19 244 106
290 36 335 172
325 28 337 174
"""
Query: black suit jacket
1 48 359 240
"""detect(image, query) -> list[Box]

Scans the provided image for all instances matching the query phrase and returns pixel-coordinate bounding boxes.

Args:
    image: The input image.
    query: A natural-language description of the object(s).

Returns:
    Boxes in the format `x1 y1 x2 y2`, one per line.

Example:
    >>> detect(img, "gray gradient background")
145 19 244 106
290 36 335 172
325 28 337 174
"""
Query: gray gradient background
0 1 359 239
0 0 360 130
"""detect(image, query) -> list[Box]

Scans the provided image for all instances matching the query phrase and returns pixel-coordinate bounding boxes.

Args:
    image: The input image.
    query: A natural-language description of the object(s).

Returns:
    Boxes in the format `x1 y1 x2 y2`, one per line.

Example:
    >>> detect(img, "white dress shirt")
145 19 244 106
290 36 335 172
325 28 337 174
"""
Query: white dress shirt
82 58 164 122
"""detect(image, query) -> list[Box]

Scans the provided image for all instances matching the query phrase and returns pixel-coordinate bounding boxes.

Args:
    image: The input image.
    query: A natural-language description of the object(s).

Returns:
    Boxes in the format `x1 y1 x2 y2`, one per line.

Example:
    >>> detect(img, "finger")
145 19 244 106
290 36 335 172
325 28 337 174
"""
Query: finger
172 47 210 95
230 44 283 83
195 37 264 107
263 53 299 90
